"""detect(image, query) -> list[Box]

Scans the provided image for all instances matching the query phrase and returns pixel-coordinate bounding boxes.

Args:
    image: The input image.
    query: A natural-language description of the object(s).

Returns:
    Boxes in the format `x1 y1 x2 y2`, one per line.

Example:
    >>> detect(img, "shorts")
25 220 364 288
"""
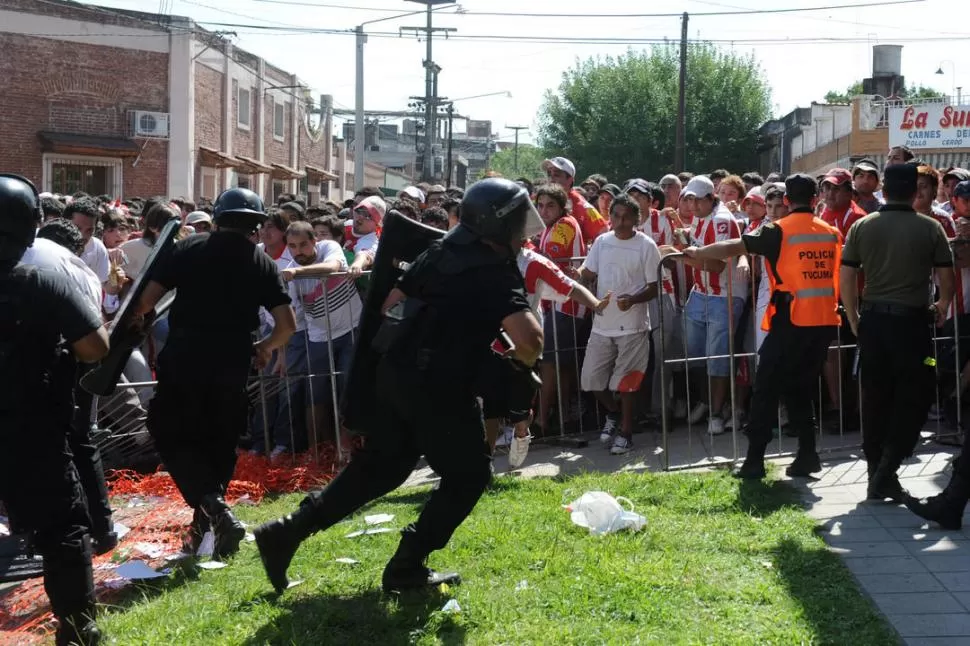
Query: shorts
307 330 356 405
684 292 745 378
580 330 650 393
542 310 590 370
479 353 538 422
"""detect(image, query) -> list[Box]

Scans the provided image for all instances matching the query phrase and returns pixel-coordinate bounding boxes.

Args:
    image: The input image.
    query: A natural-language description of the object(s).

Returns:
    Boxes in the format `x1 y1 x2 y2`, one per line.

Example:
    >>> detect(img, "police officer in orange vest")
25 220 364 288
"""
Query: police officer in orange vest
684 174 841 478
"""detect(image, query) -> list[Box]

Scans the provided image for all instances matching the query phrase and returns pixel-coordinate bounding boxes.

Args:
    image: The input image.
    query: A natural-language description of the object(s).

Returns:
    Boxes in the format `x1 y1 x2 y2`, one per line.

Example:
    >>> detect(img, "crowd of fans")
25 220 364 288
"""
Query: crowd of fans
29 144 970 465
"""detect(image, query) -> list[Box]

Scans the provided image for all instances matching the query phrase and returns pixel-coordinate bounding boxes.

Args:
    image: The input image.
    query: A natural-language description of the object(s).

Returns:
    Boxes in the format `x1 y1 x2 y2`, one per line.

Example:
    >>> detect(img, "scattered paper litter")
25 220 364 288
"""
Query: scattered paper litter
115 560 168 580
441 599 461 613
364 513 394 526
515 580 529 592
287 580 303 589
103 578 129 590
113 522 131 540
133 542 165 559
245 533 256 542
164 553 193 563
364 528 392 535
235 494 256 506
335 557 359 565
198 561 227 570
345 530 365 538
196 531 215 557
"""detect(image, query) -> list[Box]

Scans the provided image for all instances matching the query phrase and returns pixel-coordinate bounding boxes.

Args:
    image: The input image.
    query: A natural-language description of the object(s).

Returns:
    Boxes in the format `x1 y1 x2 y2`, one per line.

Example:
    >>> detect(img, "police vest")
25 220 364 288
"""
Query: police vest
763 213 841 330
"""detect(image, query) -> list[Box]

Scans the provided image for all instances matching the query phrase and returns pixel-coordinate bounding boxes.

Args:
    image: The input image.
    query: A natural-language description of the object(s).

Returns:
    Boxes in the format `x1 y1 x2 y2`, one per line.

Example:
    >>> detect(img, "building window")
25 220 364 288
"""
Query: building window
43 154 122 197
238 86 252 130
272 180 285 203
233 171 251 190
201 168 218 201
274 103 285 141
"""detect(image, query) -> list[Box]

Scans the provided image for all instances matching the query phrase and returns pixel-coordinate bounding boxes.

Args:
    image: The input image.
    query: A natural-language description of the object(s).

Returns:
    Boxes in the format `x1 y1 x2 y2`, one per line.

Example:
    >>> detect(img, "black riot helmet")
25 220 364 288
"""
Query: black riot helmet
212 187 267 232
0 174 42 264
448 177 543 252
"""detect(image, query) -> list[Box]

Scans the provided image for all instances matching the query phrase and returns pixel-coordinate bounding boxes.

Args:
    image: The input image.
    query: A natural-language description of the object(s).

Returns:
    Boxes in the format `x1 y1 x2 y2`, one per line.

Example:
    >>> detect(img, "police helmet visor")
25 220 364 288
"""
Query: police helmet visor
496 188 543 243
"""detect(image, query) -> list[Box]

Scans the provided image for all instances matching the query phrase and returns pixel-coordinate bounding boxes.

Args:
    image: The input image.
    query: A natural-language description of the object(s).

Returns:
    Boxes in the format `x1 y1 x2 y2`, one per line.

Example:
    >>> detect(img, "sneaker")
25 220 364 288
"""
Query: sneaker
495 426 515 448
270 445 288 460
687 402 709 425
599 415 619 444
508 434 532 468
673 399 688 420
610 435 633 455
708 416 725 436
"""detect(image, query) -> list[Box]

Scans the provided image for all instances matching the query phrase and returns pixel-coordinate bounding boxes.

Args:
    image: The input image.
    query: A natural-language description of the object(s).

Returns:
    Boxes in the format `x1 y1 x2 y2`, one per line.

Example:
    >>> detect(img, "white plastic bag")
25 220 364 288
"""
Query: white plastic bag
565 491 647 535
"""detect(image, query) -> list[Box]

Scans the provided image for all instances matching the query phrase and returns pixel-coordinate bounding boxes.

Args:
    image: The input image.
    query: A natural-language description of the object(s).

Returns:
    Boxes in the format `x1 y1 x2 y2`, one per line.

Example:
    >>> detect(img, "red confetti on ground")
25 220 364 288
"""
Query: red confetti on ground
0 447 341 643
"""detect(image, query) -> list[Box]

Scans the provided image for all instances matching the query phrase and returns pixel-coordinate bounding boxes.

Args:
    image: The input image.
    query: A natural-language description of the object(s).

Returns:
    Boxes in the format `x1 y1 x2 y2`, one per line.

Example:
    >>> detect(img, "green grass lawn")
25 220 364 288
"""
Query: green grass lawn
98 470 897 646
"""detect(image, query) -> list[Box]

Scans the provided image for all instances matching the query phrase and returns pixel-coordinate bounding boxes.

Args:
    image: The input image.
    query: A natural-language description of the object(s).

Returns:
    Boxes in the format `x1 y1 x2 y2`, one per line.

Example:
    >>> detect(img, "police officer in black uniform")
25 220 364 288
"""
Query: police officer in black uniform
135 188 295 559
254 177 544 594
0 174 110 645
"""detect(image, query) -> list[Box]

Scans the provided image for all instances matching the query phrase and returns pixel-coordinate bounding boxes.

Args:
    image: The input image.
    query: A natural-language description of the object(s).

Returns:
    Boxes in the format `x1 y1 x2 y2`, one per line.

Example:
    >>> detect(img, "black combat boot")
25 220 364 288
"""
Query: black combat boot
867 453 907 503
199 494 245 560
55 607 101 646
182 508 210 555
732 442 768 480
254 500 317 594
381 524 461 593
786 427 821 477
905 474 970 530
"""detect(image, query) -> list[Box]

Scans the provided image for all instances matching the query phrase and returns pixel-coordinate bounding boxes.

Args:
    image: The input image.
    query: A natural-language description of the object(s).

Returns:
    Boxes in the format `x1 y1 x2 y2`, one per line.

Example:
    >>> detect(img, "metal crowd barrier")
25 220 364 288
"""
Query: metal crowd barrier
89 250 966 474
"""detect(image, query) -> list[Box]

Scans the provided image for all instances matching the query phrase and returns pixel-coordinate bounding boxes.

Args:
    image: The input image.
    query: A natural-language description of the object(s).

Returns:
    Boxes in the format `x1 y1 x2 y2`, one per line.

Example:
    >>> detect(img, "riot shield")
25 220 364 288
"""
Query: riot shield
80 220 180 396
342 212 444 434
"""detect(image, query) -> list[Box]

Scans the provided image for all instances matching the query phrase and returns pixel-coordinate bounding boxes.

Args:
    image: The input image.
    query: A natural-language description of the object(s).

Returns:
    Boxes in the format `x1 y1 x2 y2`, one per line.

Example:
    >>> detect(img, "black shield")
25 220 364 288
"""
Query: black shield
80 220 180 396
342 212 445 434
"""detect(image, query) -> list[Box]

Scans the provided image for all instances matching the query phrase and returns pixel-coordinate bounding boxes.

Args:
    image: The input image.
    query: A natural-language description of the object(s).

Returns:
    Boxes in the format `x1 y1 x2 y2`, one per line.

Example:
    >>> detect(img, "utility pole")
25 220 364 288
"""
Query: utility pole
402 0 456 182
445 103 454 186
506 125 528 174
354 26 366 191
675 11 688 172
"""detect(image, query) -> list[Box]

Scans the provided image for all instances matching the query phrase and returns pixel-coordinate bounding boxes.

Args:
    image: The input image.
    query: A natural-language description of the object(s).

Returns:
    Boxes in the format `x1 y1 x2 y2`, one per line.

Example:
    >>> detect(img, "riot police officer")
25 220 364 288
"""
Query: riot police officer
255 177 544 594
0 174 110 645
135 188 295 559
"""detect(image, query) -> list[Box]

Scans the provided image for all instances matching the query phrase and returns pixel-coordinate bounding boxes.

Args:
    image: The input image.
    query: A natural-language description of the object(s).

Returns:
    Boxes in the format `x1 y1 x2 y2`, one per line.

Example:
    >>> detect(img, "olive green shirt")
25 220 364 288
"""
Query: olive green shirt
841 204 953 308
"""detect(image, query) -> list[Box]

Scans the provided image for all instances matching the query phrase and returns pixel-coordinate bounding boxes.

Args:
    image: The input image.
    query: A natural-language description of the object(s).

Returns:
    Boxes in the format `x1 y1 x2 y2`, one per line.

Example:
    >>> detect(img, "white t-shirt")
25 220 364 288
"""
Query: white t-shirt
353 231 379 257
257 243 305 333
290 240 362 343
119 237 155 282
581 231 661 337
82 236 110 283
21 237 102 317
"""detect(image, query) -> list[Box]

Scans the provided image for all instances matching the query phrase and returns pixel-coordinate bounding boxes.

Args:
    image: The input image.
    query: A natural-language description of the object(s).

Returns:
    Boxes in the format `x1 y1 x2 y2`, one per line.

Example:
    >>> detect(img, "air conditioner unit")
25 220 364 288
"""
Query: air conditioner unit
130 110 170 138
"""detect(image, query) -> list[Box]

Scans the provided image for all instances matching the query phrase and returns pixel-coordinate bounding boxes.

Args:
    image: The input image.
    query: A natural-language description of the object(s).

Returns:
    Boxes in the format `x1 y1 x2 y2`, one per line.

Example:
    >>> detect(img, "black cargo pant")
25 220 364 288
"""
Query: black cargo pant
147 372 247 508
72 362 113 538
297 358 493 558
747 310 835 452
0 419 95 619
858 306 936 468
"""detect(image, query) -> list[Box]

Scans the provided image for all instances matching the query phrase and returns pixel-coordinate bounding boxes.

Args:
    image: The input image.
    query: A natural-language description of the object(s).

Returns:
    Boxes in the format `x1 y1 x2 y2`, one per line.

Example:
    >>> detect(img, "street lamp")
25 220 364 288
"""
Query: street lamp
936 60 957 103
353 4 457 190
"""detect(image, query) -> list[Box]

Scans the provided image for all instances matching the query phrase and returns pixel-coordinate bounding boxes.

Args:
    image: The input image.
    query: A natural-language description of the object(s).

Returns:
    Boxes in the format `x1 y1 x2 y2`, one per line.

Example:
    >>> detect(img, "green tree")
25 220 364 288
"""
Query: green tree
824 81 944 103
481 143 546 180
537 44 771 180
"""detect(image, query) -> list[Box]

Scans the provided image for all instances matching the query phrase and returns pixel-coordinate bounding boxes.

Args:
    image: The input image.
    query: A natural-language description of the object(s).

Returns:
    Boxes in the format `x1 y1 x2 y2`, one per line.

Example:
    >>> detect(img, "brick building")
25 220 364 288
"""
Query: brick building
0 0 338 204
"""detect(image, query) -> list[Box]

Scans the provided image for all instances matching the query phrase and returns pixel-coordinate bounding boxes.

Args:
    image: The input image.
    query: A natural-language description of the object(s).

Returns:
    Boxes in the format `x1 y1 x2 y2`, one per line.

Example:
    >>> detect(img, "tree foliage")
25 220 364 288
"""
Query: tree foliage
482 143 546 180
824 81 945 103
537 44 771 180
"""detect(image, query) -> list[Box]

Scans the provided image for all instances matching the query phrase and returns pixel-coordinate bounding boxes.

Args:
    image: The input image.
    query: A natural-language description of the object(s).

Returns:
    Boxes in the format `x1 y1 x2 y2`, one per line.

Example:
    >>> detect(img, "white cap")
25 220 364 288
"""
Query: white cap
541 156 576 178
185 211 212 226
399 186 426 203
683 175 715 198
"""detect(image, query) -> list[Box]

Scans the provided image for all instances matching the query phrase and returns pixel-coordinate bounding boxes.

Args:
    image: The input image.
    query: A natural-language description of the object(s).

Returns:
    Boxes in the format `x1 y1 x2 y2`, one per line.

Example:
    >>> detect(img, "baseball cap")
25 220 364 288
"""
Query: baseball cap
821 168 853 186
185 211 212 226
740 187 765 209
598 183 620 198
952 180 970 200
625 179 651 195
355 195 387 226
852 161 880 177
399 185 426 203
541 156 576 178
428 184 447 195
683 175 715 198
943 168 970 183
785 173 819 201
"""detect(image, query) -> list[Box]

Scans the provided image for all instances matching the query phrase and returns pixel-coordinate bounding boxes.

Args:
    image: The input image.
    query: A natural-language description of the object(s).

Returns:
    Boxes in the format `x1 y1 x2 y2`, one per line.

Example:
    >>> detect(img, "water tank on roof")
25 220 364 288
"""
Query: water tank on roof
873 44 902 77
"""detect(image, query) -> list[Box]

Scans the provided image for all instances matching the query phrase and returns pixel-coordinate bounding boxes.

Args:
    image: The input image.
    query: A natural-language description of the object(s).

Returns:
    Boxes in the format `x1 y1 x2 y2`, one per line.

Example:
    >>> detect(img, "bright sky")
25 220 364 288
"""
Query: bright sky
88 0 969 147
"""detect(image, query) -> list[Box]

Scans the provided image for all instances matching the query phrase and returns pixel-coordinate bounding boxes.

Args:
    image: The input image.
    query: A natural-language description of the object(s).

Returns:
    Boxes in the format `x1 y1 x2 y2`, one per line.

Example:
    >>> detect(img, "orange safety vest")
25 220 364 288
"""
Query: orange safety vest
762 212 842 331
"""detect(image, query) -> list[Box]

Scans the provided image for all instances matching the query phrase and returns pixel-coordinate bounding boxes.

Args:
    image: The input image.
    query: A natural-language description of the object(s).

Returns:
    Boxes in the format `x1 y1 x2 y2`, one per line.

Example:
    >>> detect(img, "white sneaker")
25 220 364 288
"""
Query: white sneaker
610 435 633 455
508 434 532 468
688 402 709 425
495 426 515 448
708 417 725 436
600 416 619 444
673 400 688 420
270 445 288 460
